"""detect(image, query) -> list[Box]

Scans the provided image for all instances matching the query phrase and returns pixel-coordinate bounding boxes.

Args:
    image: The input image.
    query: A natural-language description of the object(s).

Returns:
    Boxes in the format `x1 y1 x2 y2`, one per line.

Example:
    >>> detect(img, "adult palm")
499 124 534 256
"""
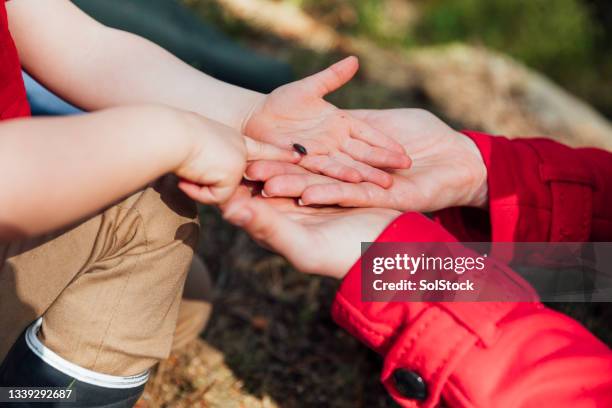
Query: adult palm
246 109 488 212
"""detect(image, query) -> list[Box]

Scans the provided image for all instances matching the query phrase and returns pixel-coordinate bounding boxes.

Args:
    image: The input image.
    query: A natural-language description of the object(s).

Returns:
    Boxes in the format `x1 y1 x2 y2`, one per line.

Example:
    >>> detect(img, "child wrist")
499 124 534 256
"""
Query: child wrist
239 93 266 135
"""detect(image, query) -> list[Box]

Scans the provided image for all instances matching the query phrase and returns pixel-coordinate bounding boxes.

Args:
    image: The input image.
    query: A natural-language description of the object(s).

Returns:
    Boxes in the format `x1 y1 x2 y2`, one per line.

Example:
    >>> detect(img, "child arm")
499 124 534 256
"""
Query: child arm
6 0 411 187
0 106 194 240
6 0 262 131
0 105 293 240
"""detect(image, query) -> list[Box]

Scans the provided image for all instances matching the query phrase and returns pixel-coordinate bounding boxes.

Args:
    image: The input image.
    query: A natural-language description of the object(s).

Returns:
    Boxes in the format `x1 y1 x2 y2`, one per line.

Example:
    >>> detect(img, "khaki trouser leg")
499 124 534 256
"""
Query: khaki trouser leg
0 176 199 376
171 255 213 352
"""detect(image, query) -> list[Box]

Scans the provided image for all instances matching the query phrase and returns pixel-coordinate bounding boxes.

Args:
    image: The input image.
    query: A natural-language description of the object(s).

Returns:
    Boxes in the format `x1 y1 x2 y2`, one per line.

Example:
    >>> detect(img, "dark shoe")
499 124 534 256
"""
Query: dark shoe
0 319 147 408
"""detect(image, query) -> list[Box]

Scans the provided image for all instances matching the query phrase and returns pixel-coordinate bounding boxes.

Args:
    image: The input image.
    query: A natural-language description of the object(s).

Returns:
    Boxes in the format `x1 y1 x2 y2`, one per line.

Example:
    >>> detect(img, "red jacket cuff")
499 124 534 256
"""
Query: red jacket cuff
436 131 604 242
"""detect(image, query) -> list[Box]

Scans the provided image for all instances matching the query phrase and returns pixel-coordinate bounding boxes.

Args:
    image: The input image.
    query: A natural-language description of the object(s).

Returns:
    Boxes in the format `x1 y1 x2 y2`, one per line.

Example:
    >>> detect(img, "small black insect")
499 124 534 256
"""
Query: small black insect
292 143 308 155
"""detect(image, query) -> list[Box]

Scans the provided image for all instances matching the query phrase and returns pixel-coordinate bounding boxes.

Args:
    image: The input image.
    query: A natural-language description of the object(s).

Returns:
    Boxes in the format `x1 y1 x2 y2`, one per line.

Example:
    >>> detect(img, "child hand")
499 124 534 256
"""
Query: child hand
244 109 488 212
175 114 299 205
243 57 411 188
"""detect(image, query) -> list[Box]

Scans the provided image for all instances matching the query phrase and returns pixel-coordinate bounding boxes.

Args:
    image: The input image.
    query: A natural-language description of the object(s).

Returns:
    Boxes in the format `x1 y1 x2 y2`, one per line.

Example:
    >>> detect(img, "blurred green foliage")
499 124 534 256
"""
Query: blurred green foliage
414 0 612 117
297 0 414 44
298 0 612 117
417 0 595 73
187 0 612 116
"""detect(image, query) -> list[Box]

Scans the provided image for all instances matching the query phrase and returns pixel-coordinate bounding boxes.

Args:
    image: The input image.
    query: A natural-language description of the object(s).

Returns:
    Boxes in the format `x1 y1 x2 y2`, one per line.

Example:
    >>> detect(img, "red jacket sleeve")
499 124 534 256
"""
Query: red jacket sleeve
436 132 612 242
331 213 612 408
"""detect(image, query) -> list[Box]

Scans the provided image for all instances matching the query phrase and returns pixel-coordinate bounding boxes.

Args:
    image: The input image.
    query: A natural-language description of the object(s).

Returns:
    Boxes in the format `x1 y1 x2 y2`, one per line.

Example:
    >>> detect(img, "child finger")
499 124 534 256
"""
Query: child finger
350 117 407 155
178 181 225 205
245 137 301 163
298 56 359 97
343 138 411 170
178 177 240 205
245 161 310 182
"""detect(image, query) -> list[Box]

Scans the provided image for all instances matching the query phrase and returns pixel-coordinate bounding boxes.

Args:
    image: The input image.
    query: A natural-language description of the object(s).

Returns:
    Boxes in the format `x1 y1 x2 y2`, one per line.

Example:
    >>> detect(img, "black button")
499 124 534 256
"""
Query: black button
392 369 428 401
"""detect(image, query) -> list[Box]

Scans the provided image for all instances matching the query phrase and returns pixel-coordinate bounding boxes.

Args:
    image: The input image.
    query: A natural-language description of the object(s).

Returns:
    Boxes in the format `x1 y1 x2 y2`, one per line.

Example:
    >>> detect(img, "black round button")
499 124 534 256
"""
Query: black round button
392 369 428 401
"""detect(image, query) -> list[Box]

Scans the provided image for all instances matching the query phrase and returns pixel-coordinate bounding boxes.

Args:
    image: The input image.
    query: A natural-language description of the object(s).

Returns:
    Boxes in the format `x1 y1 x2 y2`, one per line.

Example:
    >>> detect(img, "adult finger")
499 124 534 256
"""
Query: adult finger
301 182 392 209
220 184 252 211
263 173 334 198
299 155 362 183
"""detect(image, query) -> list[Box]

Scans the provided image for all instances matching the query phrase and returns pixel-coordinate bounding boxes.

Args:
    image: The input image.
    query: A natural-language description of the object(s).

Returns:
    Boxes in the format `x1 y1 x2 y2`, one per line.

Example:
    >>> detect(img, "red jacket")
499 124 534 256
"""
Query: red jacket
332 132 612 407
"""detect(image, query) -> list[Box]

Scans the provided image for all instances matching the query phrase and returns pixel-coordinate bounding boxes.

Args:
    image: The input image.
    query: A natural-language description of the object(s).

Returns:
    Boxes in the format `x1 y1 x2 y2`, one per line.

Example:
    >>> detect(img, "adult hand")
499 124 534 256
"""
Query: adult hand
221 187 400 279
243 57 411 188
246 109 488 212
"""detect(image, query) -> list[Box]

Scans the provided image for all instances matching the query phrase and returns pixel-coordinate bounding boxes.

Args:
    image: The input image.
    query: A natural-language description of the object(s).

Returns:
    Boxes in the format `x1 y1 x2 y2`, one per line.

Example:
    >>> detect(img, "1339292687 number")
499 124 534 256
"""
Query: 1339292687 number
0 387 76 402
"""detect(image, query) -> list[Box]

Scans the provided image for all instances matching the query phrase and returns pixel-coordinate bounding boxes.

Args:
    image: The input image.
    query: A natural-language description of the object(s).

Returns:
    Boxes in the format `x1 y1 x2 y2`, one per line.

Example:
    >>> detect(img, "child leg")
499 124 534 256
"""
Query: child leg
0 175 199 378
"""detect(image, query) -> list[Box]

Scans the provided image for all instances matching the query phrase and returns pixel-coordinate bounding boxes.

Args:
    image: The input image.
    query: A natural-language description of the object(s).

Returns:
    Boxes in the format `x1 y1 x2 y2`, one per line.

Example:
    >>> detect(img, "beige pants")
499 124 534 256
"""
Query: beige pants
0 176 211 377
